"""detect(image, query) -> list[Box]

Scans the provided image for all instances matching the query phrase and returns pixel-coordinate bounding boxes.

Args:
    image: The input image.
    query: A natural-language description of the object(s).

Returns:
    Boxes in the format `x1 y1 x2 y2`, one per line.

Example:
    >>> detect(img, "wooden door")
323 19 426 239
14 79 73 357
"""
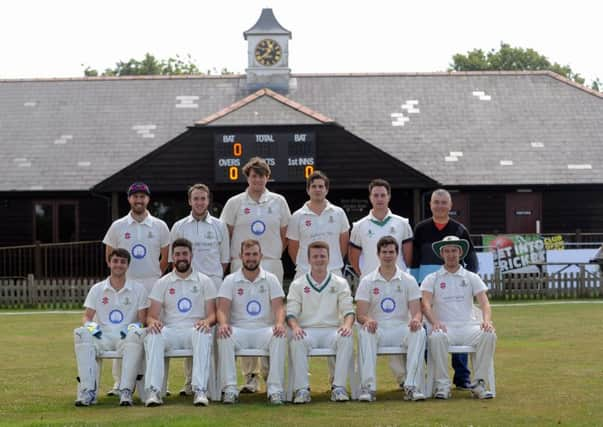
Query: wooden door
450 192 471 229
505 192 542 233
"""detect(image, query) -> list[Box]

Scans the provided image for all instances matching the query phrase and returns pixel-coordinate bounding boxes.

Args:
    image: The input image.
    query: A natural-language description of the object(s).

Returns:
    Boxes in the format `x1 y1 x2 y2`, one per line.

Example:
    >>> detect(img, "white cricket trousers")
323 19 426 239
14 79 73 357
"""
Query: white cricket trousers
357 324 426 391
231 259 283 379
289 327 354 391
74 327 144 394
144 326 213 394
428 322 496 391
218 326 286 396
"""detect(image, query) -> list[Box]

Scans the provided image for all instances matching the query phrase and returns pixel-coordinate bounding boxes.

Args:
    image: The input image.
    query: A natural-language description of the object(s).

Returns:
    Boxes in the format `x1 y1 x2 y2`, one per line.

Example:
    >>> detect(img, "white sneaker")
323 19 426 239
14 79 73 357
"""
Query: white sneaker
330 386 349 402
293 388 311 404
180 384 193 396
145 390 163 407
434 387 451 400
358 387 376 402
269 392 284 405
194 390 209 406
119 389 133 406
75 389 96 407
106 387 119 397
240 373 259 393
404 386 425 401
222 389 239 404
471 380 494 400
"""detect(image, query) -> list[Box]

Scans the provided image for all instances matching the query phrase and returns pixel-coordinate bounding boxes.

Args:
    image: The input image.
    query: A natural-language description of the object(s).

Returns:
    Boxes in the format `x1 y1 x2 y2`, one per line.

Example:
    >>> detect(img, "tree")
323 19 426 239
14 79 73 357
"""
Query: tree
83 53 233 77
449 42 587 86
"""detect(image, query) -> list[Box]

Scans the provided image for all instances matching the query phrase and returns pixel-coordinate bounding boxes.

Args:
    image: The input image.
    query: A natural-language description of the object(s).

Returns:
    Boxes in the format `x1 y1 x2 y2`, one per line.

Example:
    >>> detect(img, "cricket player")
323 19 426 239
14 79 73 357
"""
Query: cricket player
411 188 479 390
421 236 496 400
73 248 148 407
219 157 290 393
348 178 413 388
287 241 355 403
170 183 229 396
287 170 350 278
144 238 216 407
355 236 426 402
102 182 170 396
216 239 287 405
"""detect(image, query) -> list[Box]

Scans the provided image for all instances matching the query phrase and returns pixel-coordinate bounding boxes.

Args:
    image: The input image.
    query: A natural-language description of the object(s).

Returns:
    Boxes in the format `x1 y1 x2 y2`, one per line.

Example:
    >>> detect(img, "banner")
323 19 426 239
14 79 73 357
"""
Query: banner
483 234 548 273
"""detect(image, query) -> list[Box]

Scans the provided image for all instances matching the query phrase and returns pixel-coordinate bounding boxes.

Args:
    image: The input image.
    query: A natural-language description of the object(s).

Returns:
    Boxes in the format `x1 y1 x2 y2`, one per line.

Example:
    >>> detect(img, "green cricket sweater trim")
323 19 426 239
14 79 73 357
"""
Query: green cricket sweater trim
369 216 392 227
305 273 332 293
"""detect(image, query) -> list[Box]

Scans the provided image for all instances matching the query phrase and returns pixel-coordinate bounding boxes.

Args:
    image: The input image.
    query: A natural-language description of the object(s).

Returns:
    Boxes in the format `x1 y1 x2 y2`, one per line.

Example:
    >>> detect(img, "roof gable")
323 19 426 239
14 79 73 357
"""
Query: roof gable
196 88 334 126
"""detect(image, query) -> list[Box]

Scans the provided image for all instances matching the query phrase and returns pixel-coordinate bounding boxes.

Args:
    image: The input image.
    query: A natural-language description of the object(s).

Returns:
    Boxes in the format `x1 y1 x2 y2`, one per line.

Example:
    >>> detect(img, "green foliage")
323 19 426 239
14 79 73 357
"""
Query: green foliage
83 53 233 77
450 42 587 85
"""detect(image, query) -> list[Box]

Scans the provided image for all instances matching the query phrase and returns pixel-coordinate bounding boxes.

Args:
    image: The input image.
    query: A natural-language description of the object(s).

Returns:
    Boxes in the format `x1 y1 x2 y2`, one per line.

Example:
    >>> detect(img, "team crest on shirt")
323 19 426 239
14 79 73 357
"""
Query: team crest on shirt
246 300 262 316
124 232 131 240
459 279 469 287
328 216 334 223
330 286 336 293
148 231 154 239
102 296 109 304
191 285 199 294
373 288 380 295
251 220 266 236
380 297 396 314
122 297 131 306
205 231 213 240
305 219 312 227
244 208 251 214
367 229 374 237
440 282 446 289
396 285 402 293
304 286 311 294
390 227 396 233
237 288 244 296
109 309 125 324
259 284 266 293
268 207 273 214
177 297 192 313
131 244 147 259
169 288 176 295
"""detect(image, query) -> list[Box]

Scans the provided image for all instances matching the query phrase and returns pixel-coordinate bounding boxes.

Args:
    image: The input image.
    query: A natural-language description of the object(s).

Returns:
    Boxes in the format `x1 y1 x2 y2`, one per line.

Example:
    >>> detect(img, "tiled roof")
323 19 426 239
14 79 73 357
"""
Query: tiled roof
1 71 602 191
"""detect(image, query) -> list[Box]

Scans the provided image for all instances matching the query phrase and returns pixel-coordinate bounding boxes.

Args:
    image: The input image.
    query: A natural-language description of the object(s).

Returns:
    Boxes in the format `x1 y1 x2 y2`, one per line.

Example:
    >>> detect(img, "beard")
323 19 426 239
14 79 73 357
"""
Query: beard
243 260 260 271
175 260 191 273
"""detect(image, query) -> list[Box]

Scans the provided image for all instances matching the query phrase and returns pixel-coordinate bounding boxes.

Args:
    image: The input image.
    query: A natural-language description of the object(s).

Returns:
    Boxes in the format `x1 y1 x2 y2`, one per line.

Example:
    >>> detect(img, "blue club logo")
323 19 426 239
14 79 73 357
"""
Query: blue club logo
380 297 396 314
131 244 147 259
177 297 193 313
109 309 125 324
250 220 266 236
246 300 262 316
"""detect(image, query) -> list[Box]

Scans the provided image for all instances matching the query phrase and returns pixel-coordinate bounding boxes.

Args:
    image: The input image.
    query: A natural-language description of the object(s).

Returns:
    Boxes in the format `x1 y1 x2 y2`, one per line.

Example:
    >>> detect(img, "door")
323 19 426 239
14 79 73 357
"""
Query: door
505 192 542 233
449 192 471 229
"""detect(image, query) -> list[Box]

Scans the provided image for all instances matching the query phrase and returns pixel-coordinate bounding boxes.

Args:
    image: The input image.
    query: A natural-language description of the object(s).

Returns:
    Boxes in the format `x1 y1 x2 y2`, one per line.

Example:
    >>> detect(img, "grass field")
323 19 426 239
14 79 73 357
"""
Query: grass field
1 301 602 427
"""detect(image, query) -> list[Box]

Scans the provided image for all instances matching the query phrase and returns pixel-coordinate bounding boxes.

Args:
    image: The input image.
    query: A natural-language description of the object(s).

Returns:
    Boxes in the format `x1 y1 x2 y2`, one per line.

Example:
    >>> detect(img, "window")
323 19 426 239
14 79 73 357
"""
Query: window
33 201 79 243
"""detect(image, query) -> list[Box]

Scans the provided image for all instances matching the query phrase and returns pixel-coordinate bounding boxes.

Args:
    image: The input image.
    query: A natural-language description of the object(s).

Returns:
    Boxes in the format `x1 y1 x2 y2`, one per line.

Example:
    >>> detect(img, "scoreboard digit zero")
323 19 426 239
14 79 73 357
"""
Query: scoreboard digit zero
214 131 316 183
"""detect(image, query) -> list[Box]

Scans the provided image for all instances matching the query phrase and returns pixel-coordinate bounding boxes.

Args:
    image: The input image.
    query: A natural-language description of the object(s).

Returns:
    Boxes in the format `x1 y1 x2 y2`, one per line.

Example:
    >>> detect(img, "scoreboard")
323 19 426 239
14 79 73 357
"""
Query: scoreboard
214 131 316 183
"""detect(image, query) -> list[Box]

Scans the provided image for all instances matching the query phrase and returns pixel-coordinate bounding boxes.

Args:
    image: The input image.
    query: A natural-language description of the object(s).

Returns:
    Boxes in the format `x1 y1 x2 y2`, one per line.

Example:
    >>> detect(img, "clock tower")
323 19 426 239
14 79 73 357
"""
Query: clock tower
244 8 292 93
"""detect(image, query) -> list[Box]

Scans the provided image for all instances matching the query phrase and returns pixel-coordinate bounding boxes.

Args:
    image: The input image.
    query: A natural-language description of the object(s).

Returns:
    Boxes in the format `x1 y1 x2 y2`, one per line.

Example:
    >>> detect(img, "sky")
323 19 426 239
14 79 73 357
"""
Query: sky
1 0 601 84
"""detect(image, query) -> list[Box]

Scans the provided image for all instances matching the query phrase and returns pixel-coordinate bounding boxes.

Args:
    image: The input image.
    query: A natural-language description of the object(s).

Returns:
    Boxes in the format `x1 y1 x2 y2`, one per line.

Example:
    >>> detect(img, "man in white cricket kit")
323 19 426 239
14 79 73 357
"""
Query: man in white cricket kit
216 239 287 404
355 236 426 402
73 248 148 407
287 170 349 278
220 157 290 393
102 182 170 395
287 241 355 403
170 183 229 396
144 238 216 407
421 235 496 400
348 178 414 387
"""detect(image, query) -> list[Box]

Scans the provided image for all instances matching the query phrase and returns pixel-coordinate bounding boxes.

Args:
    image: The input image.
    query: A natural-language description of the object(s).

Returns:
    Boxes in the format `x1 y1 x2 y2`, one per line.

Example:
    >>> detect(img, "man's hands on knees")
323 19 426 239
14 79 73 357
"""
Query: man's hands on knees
362 318 378 334
273 322 287 338
194 319 212 333
408 318 422 332
431 321 447 333
217 323 232 338
147 319 163 334
481 320 495 333
291 325 306 340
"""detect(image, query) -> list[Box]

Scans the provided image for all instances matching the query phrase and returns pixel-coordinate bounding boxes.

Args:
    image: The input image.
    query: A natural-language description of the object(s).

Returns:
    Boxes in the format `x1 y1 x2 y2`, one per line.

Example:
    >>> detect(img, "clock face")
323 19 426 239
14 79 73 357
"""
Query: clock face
254 39 282 66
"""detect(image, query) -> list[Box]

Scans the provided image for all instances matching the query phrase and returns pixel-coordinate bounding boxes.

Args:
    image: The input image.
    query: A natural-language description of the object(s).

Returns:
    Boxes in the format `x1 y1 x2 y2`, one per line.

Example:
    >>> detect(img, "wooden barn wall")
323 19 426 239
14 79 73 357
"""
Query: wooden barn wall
468 191 506 234
543 189 603 233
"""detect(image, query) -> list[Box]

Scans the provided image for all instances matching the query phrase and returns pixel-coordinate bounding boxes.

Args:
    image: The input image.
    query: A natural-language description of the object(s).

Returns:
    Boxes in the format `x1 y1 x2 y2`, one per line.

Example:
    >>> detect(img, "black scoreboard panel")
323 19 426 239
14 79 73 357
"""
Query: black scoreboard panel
214 131 316 183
